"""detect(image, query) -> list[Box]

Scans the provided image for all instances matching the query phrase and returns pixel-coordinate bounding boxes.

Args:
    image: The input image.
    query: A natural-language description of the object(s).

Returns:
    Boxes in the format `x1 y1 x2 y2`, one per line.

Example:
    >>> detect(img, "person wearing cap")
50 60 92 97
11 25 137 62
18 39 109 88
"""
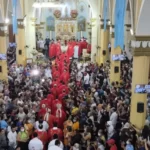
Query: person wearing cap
107 139 117 150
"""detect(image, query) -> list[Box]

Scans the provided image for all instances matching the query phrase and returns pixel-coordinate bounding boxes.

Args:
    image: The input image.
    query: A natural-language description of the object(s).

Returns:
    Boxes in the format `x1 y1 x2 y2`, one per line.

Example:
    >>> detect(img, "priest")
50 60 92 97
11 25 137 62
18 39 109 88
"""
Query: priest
43 107 57 129
48 122 63 141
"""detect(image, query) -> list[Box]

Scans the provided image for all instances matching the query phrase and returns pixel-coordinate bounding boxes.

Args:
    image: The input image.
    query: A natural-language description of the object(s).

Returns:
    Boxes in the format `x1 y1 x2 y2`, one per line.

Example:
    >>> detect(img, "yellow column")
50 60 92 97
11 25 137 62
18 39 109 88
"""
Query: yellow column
16 19 26 66
100 24 110 65
130 37 150 130
110 25 121 84
0 24 8 81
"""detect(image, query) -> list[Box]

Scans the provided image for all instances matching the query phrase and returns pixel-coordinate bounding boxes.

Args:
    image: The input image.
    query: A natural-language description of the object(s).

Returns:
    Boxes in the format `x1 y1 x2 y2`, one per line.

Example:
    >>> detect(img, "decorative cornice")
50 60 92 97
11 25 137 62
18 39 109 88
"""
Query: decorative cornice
30 17 37 22
130 36 150 56
40 22 45 25
124 24 131 28
17 19 24 29
0 24 8 36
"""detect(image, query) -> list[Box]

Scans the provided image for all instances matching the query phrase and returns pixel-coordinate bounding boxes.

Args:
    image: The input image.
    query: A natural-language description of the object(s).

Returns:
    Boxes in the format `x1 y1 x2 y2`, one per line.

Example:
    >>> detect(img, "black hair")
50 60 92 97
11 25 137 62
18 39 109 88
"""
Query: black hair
33 132 38 138
55 139 60 146
53 134 58 139
53 122 58 127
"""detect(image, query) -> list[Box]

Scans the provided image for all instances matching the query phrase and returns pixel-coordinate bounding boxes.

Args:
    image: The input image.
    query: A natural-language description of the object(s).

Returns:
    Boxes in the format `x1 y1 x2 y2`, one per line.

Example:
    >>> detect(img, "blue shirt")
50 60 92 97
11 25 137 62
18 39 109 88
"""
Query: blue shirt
0 120 8 129
126 144 134 150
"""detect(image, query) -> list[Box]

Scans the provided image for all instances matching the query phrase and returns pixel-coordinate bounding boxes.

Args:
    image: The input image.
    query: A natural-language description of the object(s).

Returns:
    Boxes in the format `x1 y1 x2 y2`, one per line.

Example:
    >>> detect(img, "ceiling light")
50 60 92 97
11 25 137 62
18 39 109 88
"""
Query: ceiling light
130 29 133 35
5 18 9 24
32 2 64 8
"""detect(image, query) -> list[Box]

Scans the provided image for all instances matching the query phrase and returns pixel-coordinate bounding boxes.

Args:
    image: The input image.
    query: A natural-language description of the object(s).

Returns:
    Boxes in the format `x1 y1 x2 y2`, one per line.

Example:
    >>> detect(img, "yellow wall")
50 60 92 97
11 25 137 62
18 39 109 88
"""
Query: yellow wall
0 36 8 81
16 28 26 66
110 45 121 84
130 56 150 129
100 29 109 64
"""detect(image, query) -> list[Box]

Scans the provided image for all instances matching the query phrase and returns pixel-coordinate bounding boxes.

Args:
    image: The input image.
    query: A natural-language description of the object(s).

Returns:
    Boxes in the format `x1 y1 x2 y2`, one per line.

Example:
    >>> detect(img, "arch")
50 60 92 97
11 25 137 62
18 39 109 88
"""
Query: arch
136 0 150 35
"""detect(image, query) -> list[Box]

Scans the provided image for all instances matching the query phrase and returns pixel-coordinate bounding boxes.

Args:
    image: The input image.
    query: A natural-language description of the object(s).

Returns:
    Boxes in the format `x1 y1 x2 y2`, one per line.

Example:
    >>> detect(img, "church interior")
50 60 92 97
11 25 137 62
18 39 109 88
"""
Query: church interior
0 0 150 150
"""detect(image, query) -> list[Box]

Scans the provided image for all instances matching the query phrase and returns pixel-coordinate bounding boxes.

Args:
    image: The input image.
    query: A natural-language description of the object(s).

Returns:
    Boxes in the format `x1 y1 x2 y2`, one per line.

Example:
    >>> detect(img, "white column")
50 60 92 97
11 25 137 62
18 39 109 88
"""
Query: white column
91 19 98 62
24 0 36 59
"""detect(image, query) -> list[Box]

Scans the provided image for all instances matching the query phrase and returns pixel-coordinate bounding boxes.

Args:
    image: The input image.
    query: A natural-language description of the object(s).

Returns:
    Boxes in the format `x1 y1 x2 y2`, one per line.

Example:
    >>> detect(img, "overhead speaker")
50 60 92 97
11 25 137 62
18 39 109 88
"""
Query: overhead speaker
19 50 22 55
103 50 106 55
114 66 119 73
137 102 144 113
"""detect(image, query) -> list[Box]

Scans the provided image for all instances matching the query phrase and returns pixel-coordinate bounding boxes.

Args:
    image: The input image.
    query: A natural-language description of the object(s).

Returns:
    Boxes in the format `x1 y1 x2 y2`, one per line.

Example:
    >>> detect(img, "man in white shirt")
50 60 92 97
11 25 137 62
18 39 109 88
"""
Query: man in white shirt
48 140 62 150
83 72 90 90
28 132 43 150
48 134 64 149
76 70 83 82
110 108 118 128
7 125 17 149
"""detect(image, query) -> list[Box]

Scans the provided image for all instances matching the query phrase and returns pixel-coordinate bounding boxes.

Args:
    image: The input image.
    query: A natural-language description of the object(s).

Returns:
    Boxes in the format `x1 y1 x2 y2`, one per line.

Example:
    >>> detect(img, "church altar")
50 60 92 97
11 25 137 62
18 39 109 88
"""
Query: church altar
55 19 77 40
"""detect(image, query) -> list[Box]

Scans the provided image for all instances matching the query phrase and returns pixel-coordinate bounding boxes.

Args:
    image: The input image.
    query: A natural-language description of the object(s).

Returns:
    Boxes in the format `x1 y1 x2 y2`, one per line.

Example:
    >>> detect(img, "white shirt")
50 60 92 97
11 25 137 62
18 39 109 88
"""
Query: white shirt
28 137 43 150
18 112 26 121
45 68 52 78
48 145 62 150
7 131 17 149
61 46 68 53
110 112 118 127
98 144 105 150
76 71 83 82
74 46 79 58
84 74 90 84
34 121 49 131
48 139 64 149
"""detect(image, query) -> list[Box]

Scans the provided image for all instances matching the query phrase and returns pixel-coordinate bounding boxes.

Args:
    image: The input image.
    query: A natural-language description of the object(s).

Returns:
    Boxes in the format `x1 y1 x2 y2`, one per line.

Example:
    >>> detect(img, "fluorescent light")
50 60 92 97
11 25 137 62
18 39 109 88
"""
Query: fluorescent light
5 18 9 24
108 21 111 25
32 2 41 8
32 2 63 8
130 29 133 35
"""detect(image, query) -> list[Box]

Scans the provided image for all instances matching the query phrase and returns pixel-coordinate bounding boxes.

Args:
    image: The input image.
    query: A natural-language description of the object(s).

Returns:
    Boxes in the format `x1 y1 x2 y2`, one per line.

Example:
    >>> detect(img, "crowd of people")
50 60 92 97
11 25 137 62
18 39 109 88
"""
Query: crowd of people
0 45 150 150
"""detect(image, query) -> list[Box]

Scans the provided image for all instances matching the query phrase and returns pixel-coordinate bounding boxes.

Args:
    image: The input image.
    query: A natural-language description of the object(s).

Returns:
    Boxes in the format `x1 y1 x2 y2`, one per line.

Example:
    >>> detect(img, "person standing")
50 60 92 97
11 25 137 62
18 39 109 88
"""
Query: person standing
28 132 43 150
0 129 7 150
48 140 62 150
7 125 17 150
83 72 90 90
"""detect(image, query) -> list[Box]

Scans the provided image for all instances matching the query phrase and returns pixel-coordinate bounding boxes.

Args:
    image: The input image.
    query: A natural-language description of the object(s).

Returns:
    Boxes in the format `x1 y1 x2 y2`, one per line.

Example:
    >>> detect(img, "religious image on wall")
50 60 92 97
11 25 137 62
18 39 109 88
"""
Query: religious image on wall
46 16 55 31
78 16 86 31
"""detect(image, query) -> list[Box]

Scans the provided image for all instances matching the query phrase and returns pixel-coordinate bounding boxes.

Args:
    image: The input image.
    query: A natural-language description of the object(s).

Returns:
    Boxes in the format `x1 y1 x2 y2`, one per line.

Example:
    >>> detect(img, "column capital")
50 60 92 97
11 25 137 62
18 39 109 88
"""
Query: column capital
17 19 24 29
130 36 150 56
110 25 115 38
0 23 8 36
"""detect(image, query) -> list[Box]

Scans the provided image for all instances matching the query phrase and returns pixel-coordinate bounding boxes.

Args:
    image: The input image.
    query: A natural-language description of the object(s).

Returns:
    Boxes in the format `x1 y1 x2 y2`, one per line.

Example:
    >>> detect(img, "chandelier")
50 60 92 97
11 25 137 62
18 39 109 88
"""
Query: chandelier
32 0 64 8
